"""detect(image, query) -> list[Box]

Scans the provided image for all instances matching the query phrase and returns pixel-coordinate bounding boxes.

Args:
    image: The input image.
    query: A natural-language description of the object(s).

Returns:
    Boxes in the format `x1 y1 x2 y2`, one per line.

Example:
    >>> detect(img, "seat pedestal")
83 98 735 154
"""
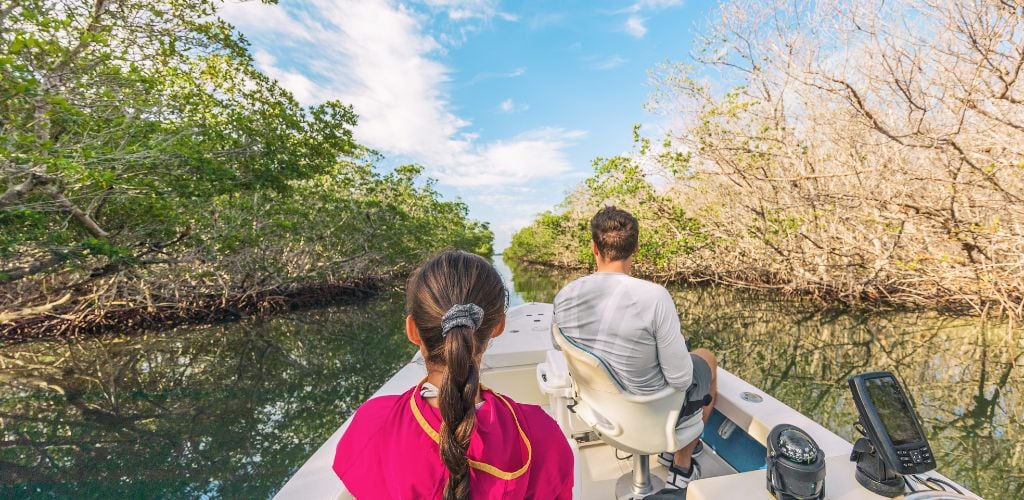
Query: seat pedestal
614 455 665 499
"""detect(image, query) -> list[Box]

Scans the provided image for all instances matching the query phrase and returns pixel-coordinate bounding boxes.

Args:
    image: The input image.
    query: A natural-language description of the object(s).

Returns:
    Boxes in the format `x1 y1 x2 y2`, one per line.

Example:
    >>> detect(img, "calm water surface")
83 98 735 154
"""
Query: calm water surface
1 255 1020 498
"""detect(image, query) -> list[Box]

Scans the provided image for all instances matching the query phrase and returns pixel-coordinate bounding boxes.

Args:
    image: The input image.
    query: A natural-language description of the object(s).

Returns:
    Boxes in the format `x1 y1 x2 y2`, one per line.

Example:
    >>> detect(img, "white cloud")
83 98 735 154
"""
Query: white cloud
615 0 682 39
251 50 324 106
586 55 627 70
528 12 566 30
623 0 683 14
220 0 582 190
417 0 518 22
467 66 526 85
625 15 647 38
218 1 315 40
498 98 528 113
220 0 588 250
435 127 587 187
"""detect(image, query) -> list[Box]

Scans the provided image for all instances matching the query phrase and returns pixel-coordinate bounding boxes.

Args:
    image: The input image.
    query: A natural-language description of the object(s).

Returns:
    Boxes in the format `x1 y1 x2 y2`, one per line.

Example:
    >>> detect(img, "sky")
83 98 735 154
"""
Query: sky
219 0 714 251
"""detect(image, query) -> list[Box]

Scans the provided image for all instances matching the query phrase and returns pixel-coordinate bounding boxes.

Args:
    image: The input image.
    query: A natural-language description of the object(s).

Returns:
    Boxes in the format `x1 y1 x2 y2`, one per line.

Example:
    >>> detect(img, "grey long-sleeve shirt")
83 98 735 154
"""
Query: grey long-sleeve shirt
553 272 693 395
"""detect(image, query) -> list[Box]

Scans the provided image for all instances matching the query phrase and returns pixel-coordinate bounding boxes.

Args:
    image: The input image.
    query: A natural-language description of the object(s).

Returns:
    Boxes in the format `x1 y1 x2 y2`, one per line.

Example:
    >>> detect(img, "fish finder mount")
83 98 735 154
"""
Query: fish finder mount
848 371 936 498
849 434 904 497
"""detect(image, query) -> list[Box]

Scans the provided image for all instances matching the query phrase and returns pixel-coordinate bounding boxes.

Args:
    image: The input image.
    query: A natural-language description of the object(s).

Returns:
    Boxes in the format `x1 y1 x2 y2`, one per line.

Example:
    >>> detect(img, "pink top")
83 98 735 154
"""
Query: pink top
334 385 574 499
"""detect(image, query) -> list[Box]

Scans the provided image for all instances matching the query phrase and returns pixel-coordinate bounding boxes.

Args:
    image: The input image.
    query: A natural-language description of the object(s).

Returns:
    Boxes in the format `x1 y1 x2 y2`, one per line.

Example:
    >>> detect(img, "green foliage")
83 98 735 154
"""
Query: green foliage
504 211 576 265
507 144 710 277
0 0 491 307
209 162 492 278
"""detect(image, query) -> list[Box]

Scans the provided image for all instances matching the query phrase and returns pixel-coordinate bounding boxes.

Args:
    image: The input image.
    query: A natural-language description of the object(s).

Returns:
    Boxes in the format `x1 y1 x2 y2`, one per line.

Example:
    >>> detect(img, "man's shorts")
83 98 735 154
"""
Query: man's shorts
680 353 713 419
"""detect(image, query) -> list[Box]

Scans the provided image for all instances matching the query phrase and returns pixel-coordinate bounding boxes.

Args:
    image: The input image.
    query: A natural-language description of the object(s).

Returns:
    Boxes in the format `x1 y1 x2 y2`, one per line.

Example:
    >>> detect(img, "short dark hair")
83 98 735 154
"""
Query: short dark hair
590 206 639 261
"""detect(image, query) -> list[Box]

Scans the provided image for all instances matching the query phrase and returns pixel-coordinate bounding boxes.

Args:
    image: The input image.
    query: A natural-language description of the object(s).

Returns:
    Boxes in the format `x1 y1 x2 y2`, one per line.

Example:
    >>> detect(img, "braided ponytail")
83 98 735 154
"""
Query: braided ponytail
406 251 507 500
438 325 479 499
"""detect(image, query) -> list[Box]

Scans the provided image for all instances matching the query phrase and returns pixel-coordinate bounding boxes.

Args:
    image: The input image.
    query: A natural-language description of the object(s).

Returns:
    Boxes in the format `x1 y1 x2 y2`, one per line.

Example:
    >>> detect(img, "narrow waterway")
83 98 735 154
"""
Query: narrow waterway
1 255 1020 498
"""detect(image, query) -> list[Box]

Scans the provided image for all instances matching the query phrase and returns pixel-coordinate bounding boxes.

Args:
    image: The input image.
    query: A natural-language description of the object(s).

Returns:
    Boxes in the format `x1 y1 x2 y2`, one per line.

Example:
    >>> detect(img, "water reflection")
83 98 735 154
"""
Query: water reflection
495 254 580 305
0 294 415 498
0 258 1019 499
504 257 1022 500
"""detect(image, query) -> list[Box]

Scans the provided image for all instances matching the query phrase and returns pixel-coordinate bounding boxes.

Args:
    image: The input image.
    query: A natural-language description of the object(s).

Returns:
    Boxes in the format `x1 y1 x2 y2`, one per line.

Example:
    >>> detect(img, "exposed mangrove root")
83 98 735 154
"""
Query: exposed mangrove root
510 258 1022 322
0 280 382 340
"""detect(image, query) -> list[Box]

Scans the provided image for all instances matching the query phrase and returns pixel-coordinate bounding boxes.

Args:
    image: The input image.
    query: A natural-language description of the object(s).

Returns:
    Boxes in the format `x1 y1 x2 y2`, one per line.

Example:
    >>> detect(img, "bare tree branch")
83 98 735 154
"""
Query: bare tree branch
0 172 56 208
44 186 109 238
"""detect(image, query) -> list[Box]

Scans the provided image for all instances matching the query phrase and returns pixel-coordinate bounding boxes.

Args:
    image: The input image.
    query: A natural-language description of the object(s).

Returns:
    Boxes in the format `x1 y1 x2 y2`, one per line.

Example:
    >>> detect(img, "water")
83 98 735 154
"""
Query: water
0 255 1020 498
0 294 416 498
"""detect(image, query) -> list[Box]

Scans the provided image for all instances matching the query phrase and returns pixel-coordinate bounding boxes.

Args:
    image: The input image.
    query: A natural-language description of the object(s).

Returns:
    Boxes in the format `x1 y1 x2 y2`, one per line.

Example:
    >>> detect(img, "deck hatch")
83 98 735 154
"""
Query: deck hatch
702 410 768 473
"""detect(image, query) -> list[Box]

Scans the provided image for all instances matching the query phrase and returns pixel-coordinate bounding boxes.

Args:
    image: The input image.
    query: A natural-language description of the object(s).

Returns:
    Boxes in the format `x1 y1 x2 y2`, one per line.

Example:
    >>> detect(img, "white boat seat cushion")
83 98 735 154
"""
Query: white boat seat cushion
552 327 624 394
552 324 703 455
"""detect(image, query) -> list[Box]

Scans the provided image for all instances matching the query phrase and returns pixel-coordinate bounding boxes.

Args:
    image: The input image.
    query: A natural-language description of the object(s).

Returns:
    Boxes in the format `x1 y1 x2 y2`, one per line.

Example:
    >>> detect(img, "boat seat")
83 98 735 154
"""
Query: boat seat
537 349 593 437
551 324 703 498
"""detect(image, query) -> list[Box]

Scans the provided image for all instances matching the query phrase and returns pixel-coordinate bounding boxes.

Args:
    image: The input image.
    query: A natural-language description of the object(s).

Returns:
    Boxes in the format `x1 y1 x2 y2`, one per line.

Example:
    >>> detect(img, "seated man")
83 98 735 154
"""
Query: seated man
553 206 717 489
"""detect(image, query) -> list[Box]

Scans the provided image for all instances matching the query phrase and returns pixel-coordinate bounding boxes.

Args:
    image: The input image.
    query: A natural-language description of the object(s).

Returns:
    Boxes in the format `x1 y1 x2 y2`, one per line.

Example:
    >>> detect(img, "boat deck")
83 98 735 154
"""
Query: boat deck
275 302 976 500
573 439 736 498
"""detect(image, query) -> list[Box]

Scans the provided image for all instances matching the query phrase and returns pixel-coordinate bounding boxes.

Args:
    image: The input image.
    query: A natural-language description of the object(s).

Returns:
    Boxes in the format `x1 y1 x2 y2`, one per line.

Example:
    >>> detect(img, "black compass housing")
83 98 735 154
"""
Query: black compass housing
766 423 826 500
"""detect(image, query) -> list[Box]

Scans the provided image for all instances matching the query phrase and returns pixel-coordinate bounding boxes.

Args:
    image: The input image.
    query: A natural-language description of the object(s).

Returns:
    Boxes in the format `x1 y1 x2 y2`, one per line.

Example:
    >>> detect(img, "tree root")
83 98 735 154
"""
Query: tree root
0 280 382 340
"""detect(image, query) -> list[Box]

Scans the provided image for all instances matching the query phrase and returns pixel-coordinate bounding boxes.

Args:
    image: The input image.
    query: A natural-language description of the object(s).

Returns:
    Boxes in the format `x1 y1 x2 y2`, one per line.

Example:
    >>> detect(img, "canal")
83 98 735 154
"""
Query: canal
1 255 1020 498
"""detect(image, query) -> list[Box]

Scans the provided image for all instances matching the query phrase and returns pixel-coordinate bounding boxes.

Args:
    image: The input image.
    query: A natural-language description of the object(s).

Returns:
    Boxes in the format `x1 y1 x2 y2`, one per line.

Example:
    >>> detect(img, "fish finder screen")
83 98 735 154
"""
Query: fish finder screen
865 376 924 446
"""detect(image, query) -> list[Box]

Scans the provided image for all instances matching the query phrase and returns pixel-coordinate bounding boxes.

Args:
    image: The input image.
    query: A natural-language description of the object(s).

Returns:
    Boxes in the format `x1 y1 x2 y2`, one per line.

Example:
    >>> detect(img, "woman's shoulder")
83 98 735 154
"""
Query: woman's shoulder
504 398 572 462
334 389 415 478
338 389 416 447
355 392 406 416
511 400 559 431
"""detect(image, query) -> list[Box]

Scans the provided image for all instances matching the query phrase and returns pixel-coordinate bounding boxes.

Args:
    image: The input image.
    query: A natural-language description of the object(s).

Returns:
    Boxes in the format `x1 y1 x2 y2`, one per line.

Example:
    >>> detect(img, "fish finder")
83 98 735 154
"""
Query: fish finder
848 371 935 497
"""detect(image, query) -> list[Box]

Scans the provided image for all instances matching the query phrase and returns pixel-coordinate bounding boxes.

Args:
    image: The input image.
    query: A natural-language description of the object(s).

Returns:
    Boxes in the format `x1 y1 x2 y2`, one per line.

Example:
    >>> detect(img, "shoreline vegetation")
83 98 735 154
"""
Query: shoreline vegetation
1 280 382 339
0 1 491 338
507 1 1024 323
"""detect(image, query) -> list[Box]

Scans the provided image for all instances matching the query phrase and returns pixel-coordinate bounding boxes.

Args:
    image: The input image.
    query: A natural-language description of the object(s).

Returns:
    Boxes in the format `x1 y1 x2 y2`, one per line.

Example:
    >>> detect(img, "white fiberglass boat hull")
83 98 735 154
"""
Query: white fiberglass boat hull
276 303 975 500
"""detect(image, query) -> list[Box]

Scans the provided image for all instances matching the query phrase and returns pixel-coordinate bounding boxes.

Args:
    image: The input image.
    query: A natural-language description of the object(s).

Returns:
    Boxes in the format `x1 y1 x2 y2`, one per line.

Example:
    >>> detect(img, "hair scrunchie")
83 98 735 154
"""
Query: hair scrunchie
440 303 484 336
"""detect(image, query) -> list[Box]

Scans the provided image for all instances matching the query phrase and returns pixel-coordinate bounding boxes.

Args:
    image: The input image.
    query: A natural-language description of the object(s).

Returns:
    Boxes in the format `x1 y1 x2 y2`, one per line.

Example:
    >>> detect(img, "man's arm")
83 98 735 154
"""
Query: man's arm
652 287 693 392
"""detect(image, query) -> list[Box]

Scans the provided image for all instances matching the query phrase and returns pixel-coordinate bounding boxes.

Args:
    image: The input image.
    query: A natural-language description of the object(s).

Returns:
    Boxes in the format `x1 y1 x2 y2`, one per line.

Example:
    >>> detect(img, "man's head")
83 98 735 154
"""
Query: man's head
590 206 639 263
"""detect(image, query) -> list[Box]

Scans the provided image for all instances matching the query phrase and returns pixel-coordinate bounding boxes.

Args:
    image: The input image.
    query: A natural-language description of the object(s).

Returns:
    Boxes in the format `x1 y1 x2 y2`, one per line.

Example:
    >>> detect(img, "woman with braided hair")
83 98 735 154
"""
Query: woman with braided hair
333 250 574 499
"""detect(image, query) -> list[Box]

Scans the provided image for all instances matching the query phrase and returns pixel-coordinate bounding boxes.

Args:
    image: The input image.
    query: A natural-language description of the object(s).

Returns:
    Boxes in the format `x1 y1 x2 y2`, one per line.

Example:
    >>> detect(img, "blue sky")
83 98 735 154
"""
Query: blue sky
219 0 713 250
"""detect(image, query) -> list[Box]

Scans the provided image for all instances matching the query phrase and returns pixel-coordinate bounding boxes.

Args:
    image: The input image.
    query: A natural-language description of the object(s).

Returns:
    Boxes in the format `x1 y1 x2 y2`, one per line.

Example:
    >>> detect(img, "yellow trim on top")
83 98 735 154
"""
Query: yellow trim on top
409 379 532 480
